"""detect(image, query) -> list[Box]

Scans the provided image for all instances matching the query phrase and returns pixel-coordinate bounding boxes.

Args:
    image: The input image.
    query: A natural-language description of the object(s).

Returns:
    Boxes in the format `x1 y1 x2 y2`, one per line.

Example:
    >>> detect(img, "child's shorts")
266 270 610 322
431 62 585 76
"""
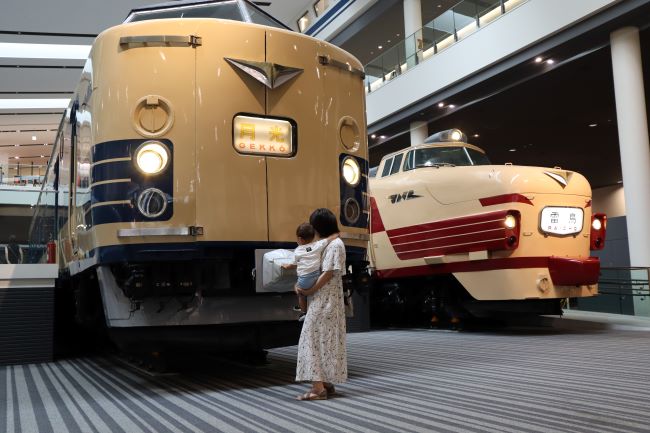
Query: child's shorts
297 270 320 291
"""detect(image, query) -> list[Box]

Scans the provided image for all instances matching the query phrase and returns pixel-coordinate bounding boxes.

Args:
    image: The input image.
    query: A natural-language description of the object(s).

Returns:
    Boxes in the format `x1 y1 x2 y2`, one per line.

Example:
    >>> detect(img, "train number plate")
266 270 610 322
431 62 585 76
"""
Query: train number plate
233 115 294 156
540 207 584 235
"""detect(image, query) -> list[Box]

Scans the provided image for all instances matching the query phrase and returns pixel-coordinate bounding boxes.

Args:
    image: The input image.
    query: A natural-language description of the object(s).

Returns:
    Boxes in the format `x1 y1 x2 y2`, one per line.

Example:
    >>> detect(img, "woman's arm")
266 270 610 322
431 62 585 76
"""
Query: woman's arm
296 270 333 296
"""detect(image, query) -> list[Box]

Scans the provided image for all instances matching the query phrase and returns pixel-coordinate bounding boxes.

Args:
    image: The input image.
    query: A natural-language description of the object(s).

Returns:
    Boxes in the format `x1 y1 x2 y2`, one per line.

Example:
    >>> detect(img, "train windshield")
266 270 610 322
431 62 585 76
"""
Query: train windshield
125 0 288 29
412 146 491 168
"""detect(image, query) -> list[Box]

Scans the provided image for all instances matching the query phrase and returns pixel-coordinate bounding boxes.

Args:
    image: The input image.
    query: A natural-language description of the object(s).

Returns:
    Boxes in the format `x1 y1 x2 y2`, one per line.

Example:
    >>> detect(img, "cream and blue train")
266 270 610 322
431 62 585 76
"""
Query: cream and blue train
29 0 369 352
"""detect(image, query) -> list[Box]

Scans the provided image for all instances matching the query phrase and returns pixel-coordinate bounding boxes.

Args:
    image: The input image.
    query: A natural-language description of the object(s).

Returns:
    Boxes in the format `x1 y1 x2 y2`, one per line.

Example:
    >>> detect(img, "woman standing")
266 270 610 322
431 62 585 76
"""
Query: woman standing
295 208 347 400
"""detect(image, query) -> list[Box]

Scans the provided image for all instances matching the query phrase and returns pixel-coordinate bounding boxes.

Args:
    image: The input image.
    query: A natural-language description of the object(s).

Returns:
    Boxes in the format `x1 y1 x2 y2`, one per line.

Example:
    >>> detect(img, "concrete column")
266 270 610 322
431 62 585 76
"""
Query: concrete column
403 0 423 68
610 27 650 269
410 120 428 146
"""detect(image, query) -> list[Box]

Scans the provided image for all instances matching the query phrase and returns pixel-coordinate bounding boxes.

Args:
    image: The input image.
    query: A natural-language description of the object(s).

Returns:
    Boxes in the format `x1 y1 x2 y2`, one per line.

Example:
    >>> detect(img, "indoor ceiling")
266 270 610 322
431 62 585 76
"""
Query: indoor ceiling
0 0 313 170
367 26 650 190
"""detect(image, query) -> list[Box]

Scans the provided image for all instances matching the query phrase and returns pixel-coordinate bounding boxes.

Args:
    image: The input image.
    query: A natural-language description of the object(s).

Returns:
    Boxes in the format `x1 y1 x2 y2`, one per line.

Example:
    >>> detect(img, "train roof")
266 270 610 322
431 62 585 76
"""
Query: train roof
380 140 486 163
124 0 289 29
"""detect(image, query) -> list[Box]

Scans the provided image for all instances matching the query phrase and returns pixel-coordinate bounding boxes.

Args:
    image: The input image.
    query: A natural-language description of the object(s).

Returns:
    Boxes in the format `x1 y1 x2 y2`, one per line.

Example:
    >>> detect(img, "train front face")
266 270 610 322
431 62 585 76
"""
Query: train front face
370 134 605 303
76 10 367 349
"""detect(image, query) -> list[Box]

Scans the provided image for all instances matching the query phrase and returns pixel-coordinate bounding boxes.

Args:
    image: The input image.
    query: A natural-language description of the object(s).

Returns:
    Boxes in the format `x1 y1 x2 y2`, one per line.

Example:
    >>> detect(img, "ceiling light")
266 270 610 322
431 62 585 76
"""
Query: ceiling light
380 135 387 139
546 59 554 64
448 104 455 108
14 144 19 147
0 99 70 109
31 135 37 141
378 45 383 49
438 102 444 108
589 123 597 127
40 155 44 158
14 156 19 159
535 57 543 63
0 42 91 60
473 134 480 137
509 148 517 152
371 134 376 139
387 39 391 43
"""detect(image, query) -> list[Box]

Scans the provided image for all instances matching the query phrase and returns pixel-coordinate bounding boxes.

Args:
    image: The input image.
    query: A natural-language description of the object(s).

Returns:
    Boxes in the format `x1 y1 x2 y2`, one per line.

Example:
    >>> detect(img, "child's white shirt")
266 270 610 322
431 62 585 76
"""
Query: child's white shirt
293 239 329 276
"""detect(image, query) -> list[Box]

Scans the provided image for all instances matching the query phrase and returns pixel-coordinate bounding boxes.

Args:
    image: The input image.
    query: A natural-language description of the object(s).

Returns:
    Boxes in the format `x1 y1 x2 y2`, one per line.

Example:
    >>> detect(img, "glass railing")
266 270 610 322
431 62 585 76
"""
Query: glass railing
0 163 47 188
364 0 527 93
574 267 650 317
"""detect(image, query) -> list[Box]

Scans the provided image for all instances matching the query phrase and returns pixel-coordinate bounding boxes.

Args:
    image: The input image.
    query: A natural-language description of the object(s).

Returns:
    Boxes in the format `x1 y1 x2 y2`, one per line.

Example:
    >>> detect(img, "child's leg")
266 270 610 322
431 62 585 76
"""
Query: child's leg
298 293 307 313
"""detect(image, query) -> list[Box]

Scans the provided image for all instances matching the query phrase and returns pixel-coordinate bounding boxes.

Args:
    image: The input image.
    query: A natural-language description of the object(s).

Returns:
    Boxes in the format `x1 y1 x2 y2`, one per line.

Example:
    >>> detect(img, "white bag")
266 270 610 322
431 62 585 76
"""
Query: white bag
261 249 297 292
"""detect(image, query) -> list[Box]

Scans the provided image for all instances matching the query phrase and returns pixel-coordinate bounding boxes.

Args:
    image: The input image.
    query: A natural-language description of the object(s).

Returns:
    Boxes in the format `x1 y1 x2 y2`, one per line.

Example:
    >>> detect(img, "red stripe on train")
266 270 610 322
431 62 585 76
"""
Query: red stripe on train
375 256 600 285
479 194 533 207
389 220 504 244
387 210 510 237
369 196 385 233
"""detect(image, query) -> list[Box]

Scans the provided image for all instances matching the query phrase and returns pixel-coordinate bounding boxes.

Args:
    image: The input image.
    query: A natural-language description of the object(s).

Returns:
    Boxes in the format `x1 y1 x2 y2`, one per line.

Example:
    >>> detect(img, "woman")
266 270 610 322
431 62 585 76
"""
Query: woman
295 208 347 400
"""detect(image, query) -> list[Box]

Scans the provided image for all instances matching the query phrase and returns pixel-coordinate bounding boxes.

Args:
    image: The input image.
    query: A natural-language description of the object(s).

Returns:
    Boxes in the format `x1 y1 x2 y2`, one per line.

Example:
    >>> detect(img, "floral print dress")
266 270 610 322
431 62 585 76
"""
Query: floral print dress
295 237 348 383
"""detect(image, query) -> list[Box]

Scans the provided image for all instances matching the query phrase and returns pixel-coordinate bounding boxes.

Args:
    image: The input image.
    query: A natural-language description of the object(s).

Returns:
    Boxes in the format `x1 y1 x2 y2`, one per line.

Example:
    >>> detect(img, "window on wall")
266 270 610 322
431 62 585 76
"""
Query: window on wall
313 0 331 17
297 11 311 32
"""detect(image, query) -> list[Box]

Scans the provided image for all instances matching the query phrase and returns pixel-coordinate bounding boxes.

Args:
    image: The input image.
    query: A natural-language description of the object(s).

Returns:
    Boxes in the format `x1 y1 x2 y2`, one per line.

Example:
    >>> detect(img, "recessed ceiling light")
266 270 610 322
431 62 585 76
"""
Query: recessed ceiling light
14 156 19 159
509 148 517 152
473 134 480 137
387 40 391 43
0 42 91 60
14 144 19 147
535 57 543 63
378 45 383 49
371 134 376 139
438 102 444 108
589 123 597 127
396 33 400 37
31 135 37 141
40 155 45 158
0 99 69 109
380 135 387 139
546 59 555 64
448 104 455 108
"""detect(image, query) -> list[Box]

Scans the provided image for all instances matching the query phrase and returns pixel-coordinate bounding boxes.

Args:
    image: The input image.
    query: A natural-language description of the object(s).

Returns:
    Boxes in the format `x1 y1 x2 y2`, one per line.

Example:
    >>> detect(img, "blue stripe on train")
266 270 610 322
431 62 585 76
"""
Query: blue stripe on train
89 139 174 225
92 139 133 163
92 160 132 184
91 182 137 203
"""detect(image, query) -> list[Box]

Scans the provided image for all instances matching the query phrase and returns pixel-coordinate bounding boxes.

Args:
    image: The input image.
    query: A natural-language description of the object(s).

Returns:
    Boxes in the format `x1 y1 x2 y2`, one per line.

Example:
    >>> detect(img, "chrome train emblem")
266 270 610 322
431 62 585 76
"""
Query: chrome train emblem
225 57 303 89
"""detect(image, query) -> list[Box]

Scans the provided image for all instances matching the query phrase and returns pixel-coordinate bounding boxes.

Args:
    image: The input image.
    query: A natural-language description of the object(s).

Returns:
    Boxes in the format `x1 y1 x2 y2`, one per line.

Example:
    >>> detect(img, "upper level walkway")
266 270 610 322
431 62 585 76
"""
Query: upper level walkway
364 0 624 129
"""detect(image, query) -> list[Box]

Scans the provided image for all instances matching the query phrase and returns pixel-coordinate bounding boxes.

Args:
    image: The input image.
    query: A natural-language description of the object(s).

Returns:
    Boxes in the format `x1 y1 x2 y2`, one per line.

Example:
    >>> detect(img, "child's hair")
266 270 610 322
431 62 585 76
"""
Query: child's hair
296 223 315 242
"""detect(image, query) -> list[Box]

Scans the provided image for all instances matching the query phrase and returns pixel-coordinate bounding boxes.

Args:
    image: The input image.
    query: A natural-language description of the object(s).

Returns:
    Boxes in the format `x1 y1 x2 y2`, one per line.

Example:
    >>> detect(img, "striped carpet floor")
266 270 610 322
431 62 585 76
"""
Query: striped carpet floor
2 328 650 433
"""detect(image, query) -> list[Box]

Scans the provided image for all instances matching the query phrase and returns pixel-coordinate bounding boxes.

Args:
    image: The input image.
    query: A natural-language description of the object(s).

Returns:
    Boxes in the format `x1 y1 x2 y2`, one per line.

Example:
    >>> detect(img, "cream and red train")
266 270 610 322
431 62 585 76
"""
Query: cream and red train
368 129 606 321
29 0 369 352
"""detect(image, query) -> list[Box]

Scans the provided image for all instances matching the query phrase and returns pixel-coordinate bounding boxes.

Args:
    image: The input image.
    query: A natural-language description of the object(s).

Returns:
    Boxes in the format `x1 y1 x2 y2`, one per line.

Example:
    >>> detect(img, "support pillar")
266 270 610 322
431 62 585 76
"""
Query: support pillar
410 121 428 146
403 0 423 68
610 28 650 265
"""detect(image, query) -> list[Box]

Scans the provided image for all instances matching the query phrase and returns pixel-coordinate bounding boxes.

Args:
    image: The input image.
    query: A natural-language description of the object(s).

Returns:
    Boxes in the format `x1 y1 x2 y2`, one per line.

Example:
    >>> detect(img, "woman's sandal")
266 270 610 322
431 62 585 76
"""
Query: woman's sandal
296 389 328 401
324 383 336 396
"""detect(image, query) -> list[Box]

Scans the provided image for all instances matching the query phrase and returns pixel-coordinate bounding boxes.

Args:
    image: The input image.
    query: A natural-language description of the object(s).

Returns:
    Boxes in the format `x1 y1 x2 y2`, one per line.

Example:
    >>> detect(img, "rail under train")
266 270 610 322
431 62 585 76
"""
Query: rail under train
368 129 606 324
28 0 369 353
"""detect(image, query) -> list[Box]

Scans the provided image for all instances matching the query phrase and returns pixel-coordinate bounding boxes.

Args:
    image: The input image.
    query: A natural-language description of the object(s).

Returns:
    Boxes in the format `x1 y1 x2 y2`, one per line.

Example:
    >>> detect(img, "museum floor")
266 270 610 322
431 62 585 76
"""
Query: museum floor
2 315 650 433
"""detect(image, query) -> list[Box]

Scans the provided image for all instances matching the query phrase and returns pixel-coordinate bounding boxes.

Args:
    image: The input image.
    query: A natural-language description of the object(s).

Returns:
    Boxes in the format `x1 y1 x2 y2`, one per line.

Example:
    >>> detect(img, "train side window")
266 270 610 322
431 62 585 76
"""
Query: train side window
390 153 403 175
381 157 394 177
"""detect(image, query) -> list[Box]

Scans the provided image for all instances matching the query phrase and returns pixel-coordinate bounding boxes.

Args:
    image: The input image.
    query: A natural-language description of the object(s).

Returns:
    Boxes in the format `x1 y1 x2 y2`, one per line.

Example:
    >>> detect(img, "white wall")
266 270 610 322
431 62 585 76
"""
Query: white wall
592 184 626 218
366 0 619 125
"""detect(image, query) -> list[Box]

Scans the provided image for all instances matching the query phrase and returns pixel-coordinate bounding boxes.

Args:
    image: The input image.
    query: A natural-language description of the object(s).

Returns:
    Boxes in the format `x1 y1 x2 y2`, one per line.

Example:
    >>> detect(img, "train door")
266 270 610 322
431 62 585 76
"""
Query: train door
194 22 268 241
265 31 367 241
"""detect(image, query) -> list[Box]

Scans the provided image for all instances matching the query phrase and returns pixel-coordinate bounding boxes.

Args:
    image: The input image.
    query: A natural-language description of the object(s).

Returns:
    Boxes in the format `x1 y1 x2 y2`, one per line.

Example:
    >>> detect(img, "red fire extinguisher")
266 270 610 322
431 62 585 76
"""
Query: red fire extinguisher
47 241 56 264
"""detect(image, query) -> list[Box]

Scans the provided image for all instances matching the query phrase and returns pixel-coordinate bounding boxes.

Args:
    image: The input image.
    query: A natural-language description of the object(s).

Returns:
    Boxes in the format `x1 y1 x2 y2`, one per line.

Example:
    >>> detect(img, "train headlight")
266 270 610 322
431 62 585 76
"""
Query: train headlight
135 141 169 175
344 198 361 224
591 218 602 231
137 188 168 218
504 214 517 229
342 157 361 186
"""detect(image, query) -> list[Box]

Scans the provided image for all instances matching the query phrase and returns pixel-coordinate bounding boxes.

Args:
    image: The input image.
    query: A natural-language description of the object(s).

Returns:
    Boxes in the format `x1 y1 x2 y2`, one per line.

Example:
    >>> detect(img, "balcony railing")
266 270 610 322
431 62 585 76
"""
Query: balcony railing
364 0 527 93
